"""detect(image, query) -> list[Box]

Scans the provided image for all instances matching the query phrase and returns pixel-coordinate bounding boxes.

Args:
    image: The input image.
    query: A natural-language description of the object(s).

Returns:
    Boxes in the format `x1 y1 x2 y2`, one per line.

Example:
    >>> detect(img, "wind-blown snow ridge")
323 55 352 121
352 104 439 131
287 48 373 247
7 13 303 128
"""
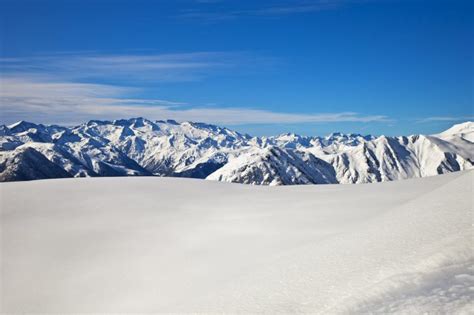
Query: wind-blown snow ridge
0 118 472 184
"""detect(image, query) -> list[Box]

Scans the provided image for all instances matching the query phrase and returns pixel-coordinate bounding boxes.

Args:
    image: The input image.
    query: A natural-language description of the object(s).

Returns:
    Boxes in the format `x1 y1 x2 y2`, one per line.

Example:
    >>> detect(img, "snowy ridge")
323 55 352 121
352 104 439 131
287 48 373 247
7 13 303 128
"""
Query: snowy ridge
0 119 472 184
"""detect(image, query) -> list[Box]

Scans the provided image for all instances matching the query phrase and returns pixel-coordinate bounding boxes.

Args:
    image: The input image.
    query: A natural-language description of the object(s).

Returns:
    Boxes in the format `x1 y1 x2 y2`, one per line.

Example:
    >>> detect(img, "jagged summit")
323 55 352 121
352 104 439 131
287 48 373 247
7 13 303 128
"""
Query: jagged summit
1 119 472 184
7 120 40 133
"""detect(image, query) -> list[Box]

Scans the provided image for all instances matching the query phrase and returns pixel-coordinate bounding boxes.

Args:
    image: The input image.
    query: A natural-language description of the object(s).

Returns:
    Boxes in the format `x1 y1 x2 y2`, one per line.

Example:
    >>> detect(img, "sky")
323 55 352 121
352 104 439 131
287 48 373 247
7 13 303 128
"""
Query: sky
0 0 472 136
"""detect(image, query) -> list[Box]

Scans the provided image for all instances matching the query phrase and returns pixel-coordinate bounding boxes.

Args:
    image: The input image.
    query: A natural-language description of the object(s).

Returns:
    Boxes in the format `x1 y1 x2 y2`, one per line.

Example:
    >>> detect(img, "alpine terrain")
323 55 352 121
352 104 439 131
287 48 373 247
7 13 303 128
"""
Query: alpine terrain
0 118 472 184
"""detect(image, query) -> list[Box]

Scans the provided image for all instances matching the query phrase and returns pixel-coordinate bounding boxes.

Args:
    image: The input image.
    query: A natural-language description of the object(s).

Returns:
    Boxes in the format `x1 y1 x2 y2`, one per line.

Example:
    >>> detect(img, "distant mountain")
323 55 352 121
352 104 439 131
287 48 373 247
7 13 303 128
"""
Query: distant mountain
0 118 472 184
207 146 337 185
0 147 72 182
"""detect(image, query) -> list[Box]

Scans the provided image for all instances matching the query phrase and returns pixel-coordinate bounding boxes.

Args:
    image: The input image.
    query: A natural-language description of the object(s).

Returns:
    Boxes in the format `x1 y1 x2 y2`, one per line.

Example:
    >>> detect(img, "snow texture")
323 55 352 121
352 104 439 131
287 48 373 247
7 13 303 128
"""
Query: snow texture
1 170 472 313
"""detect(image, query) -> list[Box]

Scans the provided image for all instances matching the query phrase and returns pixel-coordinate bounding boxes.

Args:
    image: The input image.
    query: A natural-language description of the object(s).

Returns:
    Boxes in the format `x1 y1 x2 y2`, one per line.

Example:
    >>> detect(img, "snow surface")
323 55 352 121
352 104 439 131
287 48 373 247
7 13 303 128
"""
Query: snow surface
1 171 473 313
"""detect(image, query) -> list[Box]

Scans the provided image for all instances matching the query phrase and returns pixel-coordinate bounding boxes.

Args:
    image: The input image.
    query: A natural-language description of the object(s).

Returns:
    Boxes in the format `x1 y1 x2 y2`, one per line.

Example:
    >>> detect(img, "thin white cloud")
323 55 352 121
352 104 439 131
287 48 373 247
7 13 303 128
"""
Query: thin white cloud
417 116 474 123
0 77 389 126
0 52 252 82
178 0 364 21
252 2 344 15
0 51 388 126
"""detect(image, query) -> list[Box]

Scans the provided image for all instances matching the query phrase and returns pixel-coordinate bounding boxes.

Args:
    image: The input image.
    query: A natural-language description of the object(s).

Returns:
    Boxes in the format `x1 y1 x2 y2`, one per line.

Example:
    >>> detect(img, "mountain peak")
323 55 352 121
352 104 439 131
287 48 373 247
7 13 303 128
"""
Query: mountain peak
436 121 474 143
128 117 152 128
86 119 111 127
8 120 34 128
326 132 366 138
7 120 40 133
1 118 472 185
327 132 343 137
276 132 300 139
113 117 154 127
439 121 474 136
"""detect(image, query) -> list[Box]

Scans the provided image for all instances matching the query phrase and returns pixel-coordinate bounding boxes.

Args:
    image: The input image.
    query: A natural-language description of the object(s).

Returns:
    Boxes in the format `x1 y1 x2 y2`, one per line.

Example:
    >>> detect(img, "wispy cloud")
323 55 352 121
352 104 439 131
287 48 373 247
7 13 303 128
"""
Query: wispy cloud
0 76 389 126
178 0 364 21
417 116 474 123
0 51 256 83
0 51 389 127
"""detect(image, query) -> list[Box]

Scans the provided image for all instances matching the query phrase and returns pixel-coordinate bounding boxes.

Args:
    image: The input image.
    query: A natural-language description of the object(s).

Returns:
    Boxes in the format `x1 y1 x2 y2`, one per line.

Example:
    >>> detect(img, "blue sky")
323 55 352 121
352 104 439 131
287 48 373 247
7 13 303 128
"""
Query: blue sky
0 0 472 136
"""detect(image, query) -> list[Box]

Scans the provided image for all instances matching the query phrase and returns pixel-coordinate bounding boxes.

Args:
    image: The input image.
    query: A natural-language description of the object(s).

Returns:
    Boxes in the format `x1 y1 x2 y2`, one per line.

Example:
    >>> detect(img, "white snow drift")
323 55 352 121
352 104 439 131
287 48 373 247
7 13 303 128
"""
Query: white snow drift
1 170 472 313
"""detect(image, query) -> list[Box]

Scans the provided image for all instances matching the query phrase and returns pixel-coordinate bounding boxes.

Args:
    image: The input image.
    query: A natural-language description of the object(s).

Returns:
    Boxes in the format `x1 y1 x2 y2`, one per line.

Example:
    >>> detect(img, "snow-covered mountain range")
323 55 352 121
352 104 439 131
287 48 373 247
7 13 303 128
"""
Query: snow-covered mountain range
1 118 472 184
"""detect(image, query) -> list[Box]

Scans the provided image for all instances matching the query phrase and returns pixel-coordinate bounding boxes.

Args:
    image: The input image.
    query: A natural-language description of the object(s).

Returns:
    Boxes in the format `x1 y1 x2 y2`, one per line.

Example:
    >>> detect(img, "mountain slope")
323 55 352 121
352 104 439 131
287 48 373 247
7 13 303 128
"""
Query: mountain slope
0 119 472 184
307 133 472 184
208 123 473 185
0 147 72 181
207 146 337 185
